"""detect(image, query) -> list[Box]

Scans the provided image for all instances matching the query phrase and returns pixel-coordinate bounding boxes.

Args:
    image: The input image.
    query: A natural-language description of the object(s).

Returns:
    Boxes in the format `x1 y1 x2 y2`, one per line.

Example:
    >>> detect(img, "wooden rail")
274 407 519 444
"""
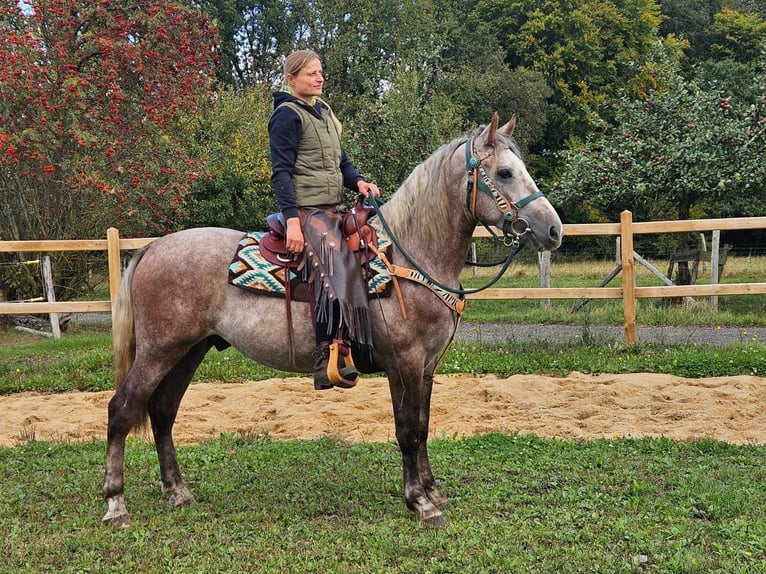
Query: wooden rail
1 212 766 344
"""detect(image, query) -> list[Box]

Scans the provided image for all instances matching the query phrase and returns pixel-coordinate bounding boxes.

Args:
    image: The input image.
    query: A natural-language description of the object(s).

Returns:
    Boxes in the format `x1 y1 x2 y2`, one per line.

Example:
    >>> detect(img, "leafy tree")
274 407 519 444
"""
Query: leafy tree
659 0 766 64
429 0 550 154
707 6 766 63
473 0 663 155
180 85 277 230
0 0 216 300
196 0 244 86
548 46 766 227
343 68 463 195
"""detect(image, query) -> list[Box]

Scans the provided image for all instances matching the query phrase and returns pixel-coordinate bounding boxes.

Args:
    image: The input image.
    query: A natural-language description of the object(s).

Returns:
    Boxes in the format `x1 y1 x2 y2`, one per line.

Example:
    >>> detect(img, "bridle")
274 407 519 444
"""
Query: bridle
465 136 544 247
365 136 547 297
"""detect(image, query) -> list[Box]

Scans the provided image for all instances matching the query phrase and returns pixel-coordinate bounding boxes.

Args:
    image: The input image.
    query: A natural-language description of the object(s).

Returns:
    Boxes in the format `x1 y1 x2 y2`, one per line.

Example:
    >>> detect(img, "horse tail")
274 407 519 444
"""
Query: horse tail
112 247 146 389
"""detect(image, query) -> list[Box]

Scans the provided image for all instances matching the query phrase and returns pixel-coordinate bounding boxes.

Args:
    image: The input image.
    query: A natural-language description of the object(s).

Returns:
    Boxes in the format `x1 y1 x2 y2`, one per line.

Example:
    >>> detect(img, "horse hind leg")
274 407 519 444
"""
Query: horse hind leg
102 346 197 527
148 338 218 508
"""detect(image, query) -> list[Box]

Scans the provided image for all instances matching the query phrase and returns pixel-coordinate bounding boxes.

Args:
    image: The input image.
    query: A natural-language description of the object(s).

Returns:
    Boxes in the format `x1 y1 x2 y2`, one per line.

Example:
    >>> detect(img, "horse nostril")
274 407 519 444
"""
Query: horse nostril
549 225 561 242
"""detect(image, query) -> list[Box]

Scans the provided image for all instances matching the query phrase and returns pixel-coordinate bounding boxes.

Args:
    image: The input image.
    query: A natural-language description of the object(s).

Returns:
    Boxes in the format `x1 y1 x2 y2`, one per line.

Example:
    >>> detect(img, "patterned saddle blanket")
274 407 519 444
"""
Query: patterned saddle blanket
228 216 393 300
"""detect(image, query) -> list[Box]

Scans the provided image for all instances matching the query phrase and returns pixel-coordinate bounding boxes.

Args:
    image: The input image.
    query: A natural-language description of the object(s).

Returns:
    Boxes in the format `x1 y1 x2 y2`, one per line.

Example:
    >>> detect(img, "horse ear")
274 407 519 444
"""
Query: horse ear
479 112 500 147
501 115 517 136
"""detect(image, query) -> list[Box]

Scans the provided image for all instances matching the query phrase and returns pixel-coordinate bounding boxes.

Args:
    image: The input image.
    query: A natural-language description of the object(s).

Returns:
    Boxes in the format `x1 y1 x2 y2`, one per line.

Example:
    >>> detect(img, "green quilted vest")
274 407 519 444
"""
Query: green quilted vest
280 101 343 206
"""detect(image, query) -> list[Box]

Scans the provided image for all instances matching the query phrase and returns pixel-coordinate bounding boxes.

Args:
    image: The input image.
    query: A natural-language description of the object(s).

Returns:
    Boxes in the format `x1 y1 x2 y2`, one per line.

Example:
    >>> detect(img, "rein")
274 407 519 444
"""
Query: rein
369 193 522 298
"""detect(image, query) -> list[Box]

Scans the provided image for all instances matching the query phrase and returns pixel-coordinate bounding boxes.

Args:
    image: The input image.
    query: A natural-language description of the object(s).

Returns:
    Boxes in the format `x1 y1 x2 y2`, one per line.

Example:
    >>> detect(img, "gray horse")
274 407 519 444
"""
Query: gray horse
102 114 563 527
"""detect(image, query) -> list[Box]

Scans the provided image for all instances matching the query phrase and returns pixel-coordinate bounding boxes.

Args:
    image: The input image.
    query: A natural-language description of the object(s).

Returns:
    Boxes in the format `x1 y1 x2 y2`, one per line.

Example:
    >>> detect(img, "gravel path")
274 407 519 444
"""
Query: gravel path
69 313 764 346
455 322 765 346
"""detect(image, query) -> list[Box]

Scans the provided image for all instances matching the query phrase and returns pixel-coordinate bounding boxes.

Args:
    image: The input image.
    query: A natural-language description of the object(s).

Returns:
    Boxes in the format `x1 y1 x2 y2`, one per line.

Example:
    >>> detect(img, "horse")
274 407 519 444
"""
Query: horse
102 113 563 528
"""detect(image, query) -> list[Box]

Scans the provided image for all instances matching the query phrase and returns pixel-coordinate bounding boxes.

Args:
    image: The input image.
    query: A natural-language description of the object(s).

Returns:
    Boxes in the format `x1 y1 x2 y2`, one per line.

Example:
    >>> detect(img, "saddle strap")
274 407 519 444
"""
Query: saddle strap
367 244 465 317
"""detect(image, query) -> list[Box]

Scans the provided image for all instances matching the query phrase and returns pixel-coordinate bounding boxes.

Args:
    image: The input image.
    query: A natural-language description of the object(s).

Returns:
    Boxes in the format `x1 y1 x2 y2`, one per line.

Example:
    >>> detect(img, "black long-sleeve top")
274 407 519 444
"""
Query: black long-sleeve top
268 91 365 220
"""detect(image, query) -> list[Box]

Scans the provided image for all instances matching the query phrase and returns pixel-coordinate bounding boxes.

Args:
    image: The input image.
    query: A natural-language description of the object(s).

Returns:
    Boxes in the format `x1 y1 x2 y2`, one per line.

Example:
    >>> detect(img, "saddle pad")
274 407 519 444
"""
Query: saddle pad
228 217 393 298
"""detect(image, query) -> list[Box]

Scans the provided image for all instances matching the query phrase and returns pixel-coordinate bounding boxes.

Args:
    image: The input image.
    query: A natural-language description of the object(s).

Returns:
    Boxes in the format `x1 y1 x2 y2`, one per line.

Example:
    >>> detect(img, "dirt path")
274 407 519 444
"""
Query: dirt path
1 372 765 447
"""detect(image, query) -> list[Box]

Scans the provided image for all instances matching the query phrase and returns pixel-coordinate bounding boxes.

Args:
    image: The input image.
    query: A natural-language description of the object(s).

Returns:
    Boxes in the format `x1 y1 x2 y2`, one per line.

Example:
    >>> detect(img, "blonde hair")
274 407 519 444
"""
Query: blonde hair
283 50 343 138
284 49 322 79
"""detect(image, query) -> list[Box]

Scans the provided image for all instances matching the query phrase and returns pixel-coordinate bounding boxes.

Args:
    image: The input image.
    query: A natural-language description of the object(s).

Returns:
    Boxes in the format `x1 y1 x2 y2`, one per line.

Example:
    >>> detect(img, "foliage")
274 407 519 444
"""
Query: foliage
0 0 217 299
1 435 765 572
707 6 766 62
342 68 464 195
180 85 277 230
471 0 663 153
0 0 217 239
660 0 766 64
547 44 766 225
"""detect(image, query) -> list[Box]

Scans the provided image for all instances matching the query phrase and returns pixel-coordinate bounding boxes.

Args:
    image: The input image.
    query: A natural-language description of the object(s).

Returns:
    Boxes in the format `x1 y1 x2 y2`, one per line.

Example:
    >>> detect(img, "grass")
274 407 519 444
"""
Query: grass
1 434 765 573
1 256 765 572
2 330 764 395
461 254 766 326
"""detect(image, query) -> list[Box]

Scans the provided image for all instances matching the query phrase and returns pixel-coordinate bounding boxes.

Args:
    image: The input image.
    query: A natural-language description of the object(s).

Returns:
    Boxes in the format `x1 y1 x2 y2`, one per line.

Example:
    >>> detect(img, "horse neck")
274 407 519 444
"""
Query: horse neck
380 152 475 281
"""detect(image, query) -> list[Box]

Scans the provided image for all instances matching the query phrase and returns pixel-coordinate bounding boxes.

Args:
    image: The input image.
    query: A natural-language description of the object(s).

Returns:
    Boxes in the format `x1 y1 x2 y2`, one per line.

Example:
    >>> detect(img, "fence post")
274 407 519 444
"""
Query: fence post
710 230 720 309
41 256 61 339
107 227 121 324
538 250 551 310
620 211 636 344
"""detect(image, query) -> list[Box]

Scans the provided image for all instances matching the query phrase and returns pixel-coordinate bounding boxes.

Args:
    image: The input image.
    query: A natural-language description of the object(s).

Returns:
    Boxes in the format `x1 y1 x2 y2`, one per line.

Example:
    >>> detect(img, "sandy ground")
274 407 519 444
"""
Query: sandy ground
1 372 765 447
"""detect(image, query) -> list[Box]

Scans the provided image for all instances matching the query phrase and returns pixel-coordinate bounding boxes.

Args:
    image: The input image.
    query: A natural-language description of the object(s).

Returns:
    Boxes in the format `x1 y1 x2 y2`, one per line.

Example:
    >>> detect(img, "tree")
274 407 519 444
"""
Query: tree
180 85 277 230
707 6 766 63
343 67 463 195
659 1 766 64
0 0 217 300
548 45 766 228
472 0 663 155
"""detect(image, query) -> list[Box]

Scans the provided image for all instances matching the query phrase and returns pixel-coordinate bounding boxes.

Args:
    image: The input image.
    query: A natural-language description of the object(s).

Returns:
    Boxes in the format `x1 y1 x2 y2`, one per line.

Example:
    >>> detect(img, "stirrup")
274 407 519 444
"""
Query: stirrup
327 339 358 389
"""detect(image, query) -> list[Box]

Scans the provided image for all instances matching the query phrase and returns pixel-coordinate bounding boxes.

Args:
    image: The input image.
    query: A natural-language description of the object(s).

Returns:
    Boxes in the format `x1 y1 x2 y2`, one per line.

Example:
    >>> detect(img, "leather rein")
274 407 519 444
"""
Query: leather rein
366 136 547 301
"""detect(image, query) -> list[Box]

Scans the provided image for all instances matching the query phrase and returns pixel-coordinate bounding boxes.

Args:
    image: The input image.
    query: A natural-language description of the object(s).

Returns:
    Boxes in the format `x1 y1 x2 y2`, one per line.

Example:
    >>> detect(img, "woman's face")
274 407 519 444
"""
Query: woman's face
287 58 324 103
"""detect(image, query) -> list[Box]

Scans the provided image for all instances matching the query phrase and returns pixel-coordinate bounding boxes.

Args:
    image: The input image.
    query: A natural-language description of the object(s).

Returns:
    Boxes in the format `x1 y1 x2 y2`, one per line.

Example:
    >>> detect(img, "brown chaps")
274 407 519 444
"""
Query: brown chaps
300 206 373 348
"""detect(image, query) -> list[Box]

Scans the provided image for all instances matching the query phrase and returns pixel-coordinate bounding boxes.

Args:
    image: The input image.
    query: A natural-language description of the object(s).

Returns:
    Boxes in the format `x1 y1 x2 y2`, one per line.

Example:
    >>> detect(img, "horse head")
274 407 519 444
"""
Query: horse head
466 113 562 252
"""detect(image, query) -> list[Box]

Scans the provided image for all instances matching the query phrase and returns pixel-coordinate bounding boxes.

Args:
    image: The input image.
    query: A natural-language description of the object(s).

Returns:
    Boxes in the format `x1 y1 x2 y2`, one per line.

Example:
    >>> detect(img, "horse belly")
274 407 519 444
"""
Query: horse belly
215 291 317 373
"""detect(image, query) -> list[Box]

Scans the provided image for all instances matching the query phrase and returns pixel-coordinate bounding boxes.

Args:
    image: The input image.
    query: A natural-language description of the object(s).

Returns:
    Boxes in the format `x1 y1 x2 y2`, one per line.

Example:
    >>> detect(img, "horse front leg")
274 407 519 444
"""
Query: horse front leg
417 372 451 511
388 366 446 527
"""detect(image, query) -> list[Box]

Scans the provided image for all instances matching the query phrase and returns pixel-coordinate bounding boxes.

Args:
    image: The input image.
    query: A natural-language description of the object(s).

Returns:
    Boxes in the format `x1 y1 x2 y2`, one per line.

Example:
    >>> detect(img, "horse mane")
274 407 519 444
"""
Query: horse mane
381 125 522 244
381 134 467 244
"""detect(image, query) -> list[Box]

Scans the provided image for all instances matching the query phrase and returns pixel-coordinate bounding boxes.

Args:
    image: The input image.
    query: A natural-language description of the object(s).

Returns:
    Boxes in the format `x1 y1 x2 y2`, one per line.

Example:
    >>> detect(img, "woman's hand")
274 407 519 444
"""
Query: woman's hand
357 179 380 198
285 217 304 254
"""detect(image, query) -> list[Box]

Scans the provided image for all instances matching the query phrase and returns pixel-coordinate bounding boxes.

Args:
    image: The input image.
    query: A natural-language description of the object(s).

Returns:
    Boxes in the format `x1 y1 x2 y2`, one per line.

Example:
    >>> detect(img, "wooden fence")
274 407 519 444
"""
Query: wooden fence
1 211 766 344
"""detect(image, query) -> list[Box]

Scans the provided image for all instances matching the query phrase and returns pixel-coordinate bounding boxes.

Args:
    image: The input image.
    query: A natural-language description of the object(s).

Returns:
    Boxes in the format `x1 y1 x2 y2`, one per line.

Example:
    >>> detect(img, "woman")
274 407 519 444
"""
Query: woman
269 49 380 390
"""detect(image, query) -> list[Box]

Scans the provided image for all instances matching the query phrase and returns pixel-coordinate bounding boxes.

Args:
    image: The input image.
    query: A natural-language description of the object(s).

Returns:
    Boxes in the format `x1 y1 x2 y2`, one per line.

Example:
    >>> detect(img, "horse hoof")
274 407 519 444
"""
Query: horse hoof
420 508 446 528
102 511 131 528
168 486 194 507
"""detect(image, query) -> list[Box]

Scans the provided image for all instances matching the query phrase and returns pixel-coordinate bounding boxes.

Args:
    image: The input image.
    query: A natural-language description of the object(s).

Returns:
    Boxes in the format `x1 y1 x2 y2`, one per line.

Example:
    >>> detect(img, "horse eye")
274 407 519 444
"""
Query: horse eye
497 169 513 179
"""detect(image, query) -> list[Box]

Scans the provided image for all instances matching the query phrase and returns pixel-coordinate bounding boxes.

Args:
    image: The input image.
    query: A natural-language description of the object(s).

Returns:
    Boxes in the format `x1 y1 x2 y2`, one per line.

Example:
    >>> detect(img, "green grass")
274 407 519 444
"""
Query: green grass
2 330 764 395
1 254 764 572
1 434 765 573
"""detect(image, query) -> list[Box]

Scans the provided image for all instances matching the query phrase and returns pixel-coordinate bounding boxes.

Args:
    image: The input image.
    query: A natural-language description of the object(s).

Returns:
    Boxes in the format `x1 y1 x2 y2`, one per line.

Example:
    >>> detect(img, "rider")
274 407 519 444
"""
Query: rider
268 49 380 390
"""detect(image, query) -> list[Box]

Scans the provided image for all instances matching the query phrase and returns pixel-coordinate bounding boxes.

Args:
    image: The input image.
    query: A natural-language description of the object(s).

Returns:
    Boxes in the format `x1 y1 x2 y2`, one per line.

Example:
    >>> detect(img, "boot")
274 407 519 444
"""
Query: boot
313 341 359 390
313 341 334 390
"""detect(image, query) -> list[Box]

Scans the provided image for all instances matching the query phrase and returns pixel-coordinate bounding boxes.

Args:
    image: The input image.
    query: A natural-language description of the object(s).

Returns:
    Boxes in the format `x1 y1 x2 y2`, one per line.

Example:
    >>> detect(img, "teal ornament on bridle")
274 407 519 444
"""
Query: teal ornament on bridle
465 137 544 246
